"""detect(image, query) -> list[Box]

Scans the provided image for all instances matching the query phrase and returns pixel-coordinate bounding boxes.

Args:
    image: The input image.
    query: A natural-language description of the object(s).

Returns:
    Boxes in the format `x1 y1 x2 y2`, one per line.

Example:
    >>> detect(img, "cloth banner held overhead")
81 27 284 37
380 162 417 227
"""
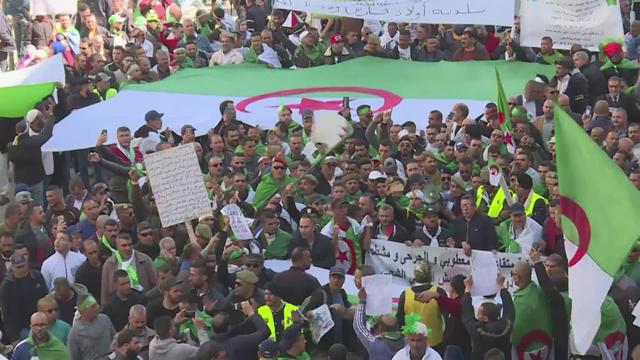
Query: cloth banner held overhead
273 0 514 26
43 58 553 152
520 0 624 51
365 239 524 294
30 0 77 16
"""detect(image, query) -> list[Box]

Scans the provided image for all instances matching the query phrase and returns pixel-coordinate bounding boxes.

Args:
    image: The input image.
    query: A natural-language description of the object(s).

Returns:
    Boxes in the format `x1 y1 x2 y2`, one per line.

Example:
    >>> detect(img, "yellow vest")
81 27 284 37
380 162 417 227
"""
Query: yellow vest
525 192 548 217
258 302 298 341
403 286 444 346
93 88 117 101
476 185 509 218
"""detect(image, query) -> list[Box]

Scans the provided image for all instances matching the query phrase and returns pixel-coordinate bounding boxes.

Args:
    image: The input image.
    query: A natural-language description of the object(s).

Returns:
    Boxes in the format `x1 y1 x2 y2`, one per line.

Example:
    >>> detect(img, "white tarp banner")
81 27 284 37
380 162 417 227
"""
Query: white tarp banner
273 0 515 26
143 144 212 227
520 0 624 51
30 0 76 16
365 239 524 293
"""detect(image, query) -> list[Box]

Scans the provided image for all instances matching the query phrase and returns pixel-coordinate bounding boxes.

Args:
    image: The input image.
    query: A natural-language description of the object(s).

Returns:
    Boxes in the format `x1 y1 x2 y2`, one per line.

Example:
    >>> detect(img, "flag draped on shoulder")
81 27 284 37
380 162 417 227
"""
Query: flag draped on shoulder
495 68 515 153
554 105 640 354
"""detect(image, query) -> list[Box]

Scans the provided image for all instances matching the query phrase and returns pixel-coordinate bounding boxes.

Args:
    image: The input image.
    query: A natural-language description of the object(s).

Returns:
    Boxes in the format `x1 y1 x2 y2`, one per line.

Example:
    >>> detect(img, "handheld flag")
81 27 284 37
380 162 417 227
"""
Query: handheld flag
554 105 640 354
495 68 515 153
282 11 302 28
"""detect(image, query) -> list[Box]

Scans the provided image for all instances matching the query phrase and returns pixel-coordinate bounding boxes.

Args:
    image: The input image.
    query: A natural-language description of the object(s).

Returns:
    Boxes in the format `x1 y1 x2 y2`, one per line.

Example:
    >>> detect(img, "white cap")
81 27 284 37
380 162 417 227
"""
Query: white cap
397 129 410 140
299 30 310 42
368 170 387 180
406 190 425 201
24 109 41 124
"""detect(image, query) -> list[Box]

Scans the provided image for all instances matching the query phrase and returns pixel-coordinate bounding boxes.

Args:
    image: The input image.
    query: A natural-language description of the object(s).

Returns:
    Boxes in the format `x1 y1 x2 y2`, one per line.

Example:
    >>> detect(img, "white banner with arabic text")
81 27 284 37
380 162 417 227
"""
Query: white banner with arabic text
365 240 525 294
273 0 515 26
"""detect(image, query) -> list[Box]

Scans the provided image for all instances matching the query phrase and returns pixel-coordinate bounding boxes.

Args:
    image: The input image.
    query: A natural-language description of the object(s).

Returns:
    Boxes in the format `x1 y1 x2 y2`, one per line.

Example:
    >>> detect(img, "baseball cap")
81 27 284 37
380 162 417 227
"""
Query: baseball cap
330 198 349 209
424 206 439 216
95 72 111 83
329 266 345 277
15 191 33 204
181 124 196 135
24 109 41 125
302 109 314 119
65 225 83 236
236 269 260 284
159 276 183 292
455 142 468 151
259 339 279 359
368 170 387 181
145 110 164 122
10 254 26 267
137 221 152 233
300 206 320 216
330 33 343 44
397 129 410 141
108 14 126 26
509 202 526 216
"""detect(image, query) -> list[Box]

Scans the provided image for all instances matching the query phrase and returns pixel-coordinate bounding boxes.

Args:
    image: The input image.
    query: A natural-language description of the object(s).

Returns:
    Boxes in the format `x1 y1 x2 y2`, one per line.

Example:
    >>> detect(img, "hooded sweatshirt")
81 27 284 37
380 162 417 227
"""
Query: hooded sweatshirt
67 314 116 360
149 336 199 360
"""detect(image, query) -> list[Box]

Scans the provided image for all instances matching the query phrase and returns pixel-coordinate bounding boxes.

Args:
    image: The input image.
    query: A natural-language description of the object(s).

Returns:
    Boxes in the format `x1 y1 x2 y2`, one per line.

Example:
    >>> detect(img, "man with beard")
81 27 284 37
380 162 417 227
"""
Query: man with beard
271 247 321 306
12 312 69 360
108 328 143 360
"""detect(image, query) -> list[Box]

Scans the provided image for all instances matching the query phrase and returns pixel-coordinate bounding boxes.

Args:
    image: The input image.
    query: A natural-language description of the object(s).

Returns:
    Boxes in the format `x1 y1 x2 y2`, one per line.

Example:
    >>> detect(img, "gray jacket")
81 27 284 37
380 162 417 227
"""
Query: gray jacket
67 314 116 360
149 337 199 360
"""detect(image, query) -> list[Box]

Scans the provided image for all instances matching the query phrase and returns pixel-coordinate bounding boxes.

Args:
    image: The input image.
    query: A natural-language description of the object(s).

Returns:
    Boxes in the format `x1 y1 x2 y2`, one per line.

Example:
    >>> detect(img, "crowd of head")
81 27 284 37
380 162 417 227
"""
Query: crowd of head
2 0 640 360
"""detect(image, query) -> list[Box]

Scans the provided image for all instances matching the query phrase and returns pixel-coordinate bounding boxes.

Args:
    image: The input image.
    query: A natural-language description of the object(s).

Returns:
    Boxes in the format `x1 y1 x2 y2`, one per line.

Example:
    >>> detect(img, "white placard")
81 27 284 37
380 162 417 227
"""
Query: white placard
471 251 499 296
143 144 212 227
308 304 335 343
30 0 76 16
365 239 524 293
361 274 393 315
221 204 254 240
520 0 624 51
273 0 515 26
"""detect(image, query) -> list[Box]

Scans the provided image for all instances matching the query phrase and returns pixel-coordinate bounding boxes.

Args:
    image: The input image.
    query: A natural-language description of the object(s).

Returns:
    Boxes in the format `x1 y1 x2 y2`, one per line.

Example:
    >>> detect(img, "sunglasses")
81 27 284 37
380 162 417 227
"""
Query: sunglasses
272 166 286 170
210 163 221 167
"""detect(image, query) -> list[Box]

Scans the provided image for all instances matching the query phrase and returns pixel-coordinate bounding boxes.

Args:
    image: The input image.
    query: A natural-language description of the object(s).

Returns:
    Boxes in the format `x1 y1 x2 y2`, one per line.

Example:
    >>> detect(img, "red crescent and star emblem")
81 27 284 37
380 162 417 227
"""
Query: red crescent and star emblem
559 196 592 267
236 86 403 114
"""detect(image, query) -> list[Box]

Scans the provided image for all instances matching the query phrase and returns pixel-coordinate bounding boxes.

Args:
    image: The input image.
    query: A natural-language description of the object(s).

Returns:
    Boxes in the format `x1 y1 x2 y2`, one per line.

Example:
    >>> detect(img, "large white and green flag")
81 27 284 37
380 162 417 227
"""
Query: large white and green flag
0 54 65 118
43 57 552 151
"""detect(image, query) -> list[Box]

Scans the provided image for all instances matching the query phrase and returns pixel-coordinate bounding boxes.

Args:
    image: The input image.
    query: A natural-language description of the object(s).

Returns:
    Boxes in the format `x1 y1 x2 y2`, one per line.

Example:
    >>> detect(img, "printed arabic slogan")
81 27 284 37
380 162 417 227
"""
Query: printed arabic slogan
272 0 515 26
520 0 624 51
365 239 524 293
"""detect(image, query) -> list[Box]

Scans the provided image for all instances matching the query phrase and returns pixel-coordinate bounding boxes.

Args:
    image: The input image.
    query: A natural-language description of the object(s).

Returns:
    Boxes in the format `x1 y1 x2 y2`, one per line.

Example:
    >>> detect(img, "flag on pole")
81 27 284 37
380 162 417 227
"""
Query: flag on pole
282 11 302 28
495 68 515 153
554 105 640 354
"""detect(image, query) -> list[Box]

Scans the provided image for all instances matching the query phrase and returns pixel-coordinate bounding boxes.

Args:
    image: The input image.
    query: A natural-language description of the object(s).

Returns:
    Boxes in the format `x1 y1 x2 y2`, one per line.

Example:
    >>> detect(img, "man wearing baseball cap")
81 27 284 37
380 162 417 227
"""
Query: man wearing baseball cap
108 14 129 47
323 33 354 65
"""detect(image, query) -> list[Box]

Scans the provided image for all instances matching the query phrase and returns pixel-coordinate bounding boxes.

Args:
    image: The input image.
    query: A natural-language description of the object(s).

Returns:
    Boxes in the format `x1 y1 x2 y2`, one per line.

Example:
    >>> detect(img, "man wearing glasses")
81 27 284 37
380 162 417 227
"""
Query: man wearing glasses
36 295 71 344
11 312 69 360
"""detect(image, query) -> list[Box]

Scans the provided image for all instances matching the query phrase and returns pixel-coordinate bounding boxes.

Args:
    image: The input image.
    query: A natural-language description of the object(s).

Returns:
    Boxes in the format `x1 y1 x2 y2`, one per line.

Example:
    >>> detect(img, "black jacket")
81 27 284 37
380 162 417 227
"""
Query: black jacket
0 271 48 342
211 314 269 359
289 231 336 269
7 116 54 186
533 263 569 360
450 213 499 251
580 62 608 103
271 267 321 306
596 92 640 122
555 73 589 113
515 95 544 117
462 289 514 360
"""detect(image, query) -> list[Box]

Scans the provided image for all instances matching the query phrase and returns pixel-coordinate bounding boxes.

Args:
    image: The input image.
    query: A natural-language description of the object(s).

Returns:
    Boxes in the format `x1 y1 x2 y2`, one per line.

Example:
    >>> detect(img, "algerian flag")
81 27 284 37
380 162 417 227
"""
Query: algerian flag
495 68 515 153
0 54 65 118
554 105 640 354
42 57 552 151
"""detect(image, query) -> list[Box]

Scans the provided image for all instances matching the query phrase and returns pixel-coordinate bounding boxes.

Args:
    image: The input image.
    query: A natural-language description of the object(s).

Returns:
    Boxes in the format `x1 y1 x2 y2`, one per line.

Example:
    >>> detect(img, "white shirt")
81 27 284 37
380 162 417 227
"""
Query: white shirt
209 50 244 66
41 251 86 290
557 74 570 94
392 345 442 360
398 46 411 60
72 190 87 210
380 31 399 49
